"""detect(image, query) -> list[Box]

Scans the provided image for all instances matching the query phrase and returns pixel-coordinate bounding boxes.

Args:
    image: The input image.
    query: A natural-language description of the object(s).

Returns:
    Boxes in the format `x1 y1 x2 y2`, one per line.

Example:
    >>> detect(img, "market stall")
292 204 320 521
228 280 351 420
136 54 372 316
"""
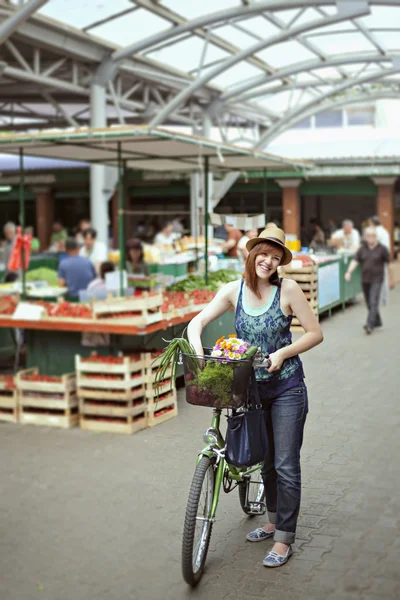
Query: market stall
0 125 308 433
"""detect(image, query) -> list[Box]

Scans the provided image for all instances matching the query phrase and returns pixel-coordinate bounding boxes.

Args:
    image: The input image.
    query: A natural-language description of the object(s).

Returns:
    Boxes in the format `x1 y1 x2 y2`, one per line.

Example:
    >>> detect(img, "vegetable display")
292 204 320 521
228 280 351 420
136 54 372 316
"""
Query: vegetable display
155 334 258 409
186 336 258 408
167 270 239 293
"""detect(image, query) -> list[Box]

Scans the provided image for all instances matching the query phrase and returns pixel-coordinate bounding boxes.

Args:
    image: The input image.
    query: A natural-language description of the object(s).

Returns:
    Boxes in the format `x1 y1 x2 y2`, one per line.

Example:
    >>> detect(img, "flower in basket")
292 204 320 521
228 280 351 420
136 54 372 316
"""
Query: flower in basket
211 335 251 361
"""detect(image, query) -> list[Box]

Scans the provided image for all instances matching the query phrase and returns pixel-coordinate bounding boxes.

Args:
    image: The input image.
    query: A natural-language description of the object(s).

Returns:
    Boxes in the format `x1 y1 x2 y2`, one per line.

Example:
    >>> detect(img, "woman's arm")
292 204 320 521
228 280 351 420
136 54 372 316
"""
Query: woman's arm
187 280 238 356
268 279 323 372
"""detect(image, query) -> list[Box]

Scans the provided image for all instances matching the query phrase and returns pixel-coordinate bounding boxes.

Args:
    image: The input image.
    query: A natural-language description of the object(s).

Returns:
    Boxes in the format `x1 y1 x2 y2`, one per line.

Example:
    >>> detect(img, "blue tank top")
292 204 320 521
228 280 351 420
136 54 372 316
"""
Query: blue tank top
235 279 304 399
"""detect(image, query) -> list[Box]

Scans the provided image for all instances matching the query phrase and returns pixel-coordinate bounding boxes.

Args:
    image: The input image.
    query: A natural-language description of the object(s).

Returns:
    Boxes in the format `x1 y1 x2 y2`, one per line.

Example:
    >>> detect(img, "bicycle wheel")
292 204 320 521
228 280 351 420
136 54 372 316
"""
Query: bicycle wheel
182 455 215 587
238 468 266 516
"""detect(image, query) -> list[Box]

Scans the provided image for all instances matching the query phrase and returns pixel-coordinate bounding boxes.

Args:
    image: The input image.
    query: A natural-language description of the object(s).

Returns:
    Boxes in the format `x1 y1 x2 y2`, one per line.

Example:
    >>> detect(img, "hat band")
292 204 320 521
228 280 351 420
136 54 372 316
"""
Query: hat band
262 236 285 245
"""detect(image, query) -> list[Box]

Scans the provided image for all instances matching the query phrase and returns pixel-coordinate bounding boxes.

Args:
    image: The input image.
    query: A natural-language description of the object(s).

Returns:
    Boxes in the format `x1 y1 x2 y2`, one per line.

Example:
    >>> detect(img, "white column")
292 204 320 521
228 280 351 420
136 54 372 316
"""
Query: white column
190 172 200 238
203 114 213 240
90 82 108 246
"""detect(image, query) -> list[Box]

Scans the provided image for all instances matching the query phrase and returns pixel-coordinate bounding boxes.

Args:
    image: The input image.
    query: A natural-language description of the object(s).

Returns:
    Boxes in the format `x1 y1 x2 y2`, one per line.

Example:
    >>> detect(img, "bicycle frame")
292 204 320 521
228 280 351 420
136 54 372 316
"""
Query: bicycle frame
196 408 262 519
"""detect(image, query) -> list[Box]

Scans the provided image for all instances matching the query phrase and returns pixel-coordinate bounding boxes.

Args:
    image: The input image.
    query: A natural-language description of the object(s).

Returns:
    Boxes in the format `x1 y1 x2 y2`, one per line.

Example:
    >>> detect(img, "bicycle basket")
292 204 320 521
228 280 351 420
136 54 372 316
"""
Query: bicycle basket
182 348 253 409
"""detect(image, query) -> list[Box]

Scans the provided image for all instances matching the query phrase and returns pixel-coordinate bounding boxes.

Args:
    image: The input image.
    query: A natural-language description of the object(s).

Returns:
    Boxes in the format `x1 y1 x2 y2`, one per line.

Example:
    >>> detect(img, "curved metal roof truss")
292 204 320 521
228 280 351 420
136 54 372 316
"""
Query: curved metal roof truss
1 1 400 150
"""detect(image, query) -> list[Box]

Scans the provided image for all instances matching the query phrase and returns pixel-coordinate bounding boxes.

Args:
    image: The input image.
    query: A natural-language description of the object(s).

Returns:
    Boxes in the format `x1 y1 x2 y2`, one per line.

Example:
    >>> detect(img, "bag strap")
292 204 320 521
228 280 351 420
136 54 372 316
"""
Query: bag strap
249 367 261 409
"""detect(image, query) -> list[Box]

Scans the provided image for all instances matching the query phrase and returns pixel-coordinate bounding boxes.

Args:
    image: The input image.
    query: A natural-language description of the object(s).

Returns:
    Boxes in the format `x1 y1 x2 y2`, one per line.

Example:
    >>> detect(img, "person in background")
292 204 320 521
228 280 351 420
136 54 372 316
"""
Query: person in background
154 222 175 246
75 218 91 245
49 221 67 250
87 261 115 294
222 223 242 258
79 228 107 273
369 216 390 250
2 222 17 280
135 220 147 240
237 228 258 264
309 222 326 251
394 221 400 259
327 218 337 236
126 239 150 275
329 219 360 251
369 216 391 305
345 226 394 334
25 226 40 253
4 271 19 283
58 238 96 298
171 216 185 237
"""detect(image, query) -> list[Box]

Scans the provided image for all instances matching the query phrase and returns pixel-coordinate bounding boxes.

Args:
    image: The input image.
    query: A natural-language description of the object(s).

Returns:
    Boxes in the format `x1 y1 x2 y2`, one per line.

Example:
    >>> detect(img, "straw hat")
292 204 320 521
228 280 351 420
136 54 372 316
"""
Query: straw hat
246 226 292 266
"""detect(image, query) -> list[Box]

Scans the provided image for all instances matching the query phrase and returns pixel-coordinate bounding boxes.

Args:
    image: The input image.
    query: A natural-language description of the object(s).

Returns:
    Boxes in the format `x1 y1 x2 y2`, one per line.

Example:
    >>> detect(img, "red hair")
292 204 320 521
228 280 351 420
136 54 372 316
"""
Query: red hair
244 242 283 299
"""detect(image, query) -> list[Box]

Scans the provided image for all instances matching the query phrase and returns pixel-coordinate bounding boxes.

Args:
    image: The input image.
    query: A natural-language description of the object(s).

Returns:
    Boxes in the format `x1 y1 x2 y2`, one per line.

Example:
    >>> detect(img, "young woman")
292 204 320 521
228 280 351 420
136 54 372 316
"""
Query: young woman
188 226 323 568
126 239 149 276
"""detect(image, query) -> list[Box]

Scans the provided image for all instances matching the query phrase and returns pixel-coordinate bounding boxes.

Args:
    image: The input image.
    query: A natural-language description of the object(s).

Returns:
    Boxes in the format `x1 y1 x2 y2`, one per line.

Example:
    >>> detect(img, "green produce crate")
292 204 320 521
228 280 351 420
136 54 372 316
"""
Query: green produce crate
148 262 188 278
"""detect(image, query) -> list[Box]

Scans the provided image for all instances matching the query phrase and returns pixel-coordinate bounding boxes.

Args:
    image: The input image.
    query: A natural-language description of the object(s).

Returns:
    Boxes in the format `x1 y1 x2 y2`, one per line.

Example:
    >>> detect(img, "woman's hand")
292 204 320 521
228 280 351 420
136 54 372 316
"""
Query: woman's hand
265 349 285 373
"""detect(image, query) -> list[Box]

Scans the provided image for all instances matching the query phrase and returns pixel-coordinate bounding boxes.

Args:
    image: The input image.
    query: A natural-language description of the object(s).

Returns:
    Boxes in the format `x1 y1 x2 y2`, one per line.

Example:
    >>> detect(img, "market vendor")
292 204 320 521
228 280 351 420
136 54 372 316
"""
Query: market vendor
79 228 108 273
2 222 17 280
154 222 175 246
49 221 67 251
25 226 40 253
329 219 360 251
58 238 96 298
222 223 242 258
126 239 150 275
75 218 91 246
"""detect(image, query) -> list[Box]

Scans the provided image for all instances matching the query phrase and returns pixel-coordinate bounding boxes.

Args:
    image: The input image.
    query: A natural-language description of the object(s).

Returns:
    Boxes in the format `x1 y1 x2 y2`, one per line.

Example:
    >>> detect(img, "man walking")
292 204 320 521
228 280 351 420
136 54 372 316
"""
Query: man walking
345 227 394 334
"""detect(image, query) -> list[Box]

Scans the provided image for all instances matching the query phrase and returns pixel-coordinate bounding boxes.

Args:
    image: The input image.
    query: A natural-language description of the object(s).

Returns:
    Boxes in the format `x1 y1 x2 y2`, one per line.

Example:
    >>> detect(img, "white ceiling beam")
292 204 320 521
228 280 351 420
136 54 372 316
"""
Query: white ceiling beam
0 0 48 46
148 2 371 128
221 54 395 103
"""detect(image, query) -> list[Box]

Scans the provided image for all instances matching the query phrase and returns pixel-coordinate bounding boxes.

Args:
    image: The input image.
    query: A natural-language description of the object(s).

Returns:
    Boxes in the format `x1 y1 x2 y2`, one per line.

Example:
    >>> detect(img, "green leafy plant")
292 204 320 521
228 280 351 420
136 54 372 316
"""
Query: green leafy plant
153 336 196 396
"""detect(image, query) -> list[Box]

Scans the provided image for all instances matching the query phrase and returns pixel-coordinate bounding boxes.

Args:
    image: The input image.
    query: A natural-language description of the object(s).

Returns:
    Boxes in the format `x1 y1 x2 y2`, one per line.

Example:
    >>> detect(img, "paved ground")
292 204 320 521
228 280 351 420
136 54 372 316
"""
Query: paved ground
1 289 400 600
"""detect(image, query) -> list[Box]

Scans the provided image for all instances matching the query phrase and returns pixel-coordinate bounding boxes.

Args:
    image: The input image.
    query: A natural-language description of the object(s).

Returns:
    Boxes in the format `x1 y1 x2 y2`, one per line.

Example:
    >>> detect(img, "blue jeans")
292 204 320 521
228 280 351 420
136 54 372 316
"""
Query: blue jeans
258 381 308 545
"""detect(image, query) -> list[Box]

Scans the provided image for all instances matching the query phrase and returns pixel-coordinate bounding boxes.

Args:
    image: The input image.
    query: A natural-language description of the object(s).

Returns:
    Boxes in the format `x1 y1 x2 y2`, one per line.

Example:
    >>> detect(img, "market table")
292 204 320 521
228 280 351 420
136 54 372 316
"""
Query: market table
0 310 234 375
0 253 59 281
313 254 362 315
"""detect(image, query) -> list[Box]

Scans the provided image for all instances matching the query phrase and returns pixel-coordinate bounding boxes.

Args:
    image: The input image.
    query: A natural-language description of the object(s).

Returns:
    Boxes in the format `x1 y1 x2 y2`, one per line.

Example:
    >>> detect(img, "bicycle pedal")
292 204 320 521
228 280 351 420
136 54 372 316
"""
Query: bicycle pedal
248 501 266 515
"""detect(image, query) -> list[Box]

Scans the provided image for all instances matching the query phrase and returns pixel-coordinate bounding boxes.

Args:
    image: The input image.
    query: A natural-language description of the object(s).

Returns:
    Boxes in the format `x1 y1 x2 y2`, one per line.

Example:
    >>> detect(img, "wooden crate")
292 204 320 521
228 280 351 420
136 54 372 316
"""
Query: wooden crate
80 411 147 435
279 265 319 333
16 368 76 394
79 398 146 419
0 377 18 424
16 368 78 428
144 366 172 385
76 354 144 393
92 293 164 326
76 354 144 375
147 391 178 428
20 408 79 429
141 352 163 369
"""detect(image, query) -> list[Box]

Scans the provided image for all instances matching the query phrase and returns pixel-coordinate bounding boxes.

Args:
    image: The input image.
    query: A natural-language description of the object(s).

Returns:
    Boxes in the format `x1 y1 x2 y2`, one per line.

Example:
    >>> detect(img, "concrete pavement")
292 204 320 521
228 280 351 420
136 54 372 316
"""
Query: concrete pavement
0 288 399 599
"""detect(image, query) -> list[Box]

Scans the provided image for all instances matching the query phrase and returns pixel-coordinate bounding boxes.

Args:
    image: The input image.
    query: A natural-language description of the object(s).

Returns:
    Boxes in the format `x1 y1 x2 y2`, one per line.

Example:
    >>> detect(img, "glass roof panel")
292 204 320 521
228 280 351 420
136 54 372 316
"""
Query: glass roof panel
88 8 171 46
359 6 400 28
309 32 377 55
147 38 230 74
38 0 133 30
256 40 316 68
212 63 266 89
236 15 280 39
160 0 235 20
373 32 400 52
211 24 260 48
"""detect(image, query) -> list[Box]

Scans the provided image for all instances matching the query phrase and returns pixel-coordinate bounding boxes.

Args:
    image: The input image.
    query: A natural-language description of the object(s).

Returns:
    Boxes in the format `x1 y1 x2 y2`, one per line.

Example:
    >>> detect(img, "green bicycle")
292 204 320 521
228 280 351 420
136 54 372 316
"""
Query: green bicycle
180 349 267 587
